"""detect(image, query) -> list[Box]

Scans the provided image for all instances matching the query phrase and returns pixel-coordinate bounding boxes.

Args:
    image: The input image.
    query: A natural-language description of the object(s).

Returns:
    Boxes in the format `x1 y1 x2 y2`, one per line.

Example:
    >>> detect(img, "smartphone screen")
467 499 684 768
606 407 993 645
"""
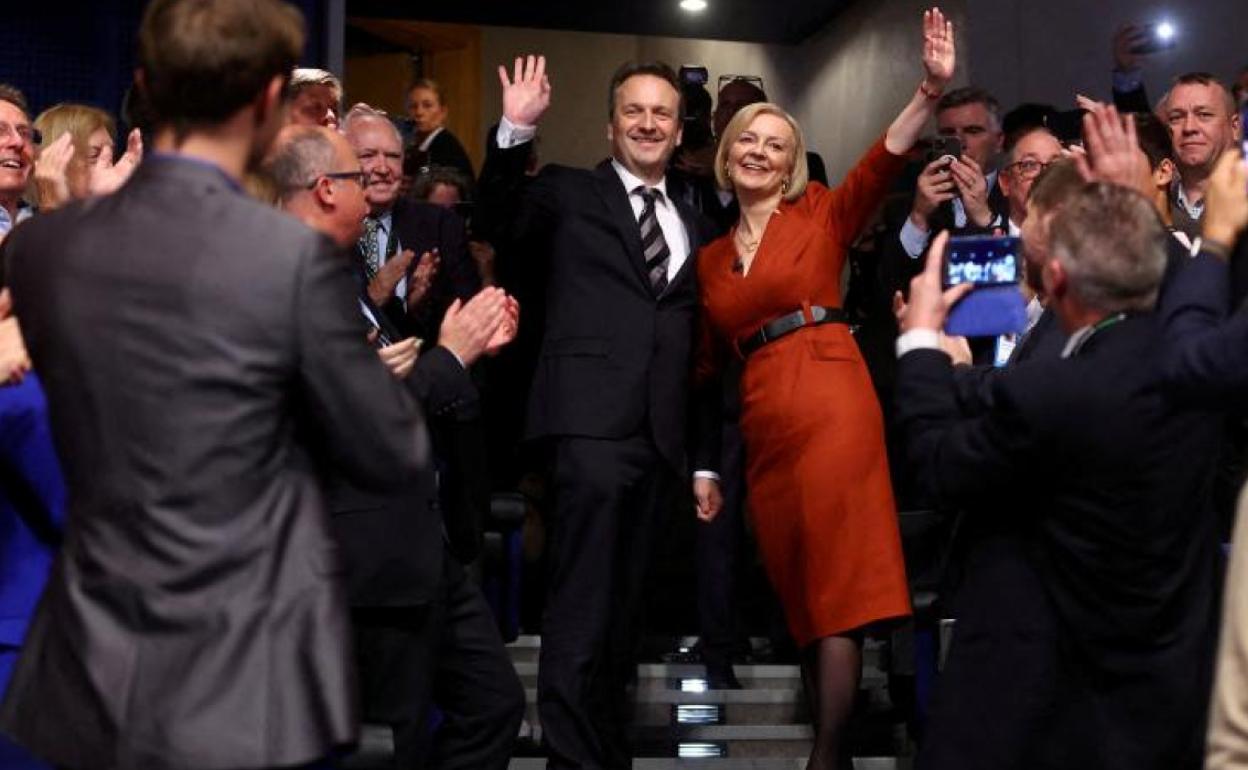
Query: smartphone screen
944 235 1021 287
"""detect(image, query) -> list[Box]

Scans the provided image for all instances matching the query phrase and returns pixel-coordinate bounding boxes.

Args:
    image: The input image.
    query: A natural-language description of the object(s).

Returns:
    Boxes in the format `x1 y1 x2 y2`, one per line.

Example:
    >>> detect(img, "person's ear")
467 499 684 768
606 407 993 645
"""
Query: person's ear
1154 158 1176 189
253 75 286 129
1042 257 1067 300
312 176 336 209
674 124 683 148
606 122 614 143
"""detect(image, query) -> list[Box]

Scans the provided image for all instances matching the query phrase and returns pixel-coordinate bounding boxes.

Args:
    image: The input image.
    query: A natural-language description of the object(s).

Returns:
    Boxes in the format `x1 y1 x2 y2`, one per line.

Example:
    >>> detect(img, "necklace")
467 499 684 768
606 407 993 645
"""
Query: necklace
734 227 760 253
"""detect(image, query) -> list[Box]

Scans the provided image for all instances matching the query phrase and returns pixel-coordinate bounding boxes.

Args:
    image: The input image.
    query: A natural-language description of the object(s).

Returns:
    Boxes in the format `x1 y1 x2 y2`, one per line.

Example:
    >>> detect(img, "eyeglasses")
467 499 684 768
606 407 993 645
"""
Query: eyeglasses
308 170 367 189
1006 159 1051 180
0 122 40 145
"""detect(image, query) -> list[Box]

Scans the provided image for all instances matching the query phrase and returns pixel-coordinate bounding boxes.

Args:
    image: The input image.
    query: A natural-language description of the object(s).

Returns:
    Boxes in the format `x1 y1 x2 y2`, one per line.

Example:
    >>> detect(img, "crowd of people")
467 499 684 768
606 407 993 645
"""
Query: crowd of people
2 1 1248 770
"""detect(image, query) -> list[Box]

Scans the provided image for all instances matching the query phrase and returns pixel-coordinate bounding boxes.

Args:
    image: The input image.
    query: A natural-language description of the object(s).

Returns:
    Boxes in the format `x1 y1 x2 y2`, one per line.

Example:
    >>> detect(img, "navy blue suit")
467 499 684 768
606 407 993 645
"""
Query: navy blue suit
1161 250 1248 408
0 374 64 770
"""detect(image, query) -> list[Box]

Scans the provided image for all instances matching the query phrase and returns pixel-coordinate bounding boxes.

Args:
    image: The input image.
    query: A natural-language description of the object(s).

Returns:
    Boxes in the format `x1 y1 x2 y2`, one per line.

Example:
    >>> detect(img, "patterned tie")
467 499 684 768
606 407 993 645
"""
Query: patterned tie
636 186 671 295
360 217 381 280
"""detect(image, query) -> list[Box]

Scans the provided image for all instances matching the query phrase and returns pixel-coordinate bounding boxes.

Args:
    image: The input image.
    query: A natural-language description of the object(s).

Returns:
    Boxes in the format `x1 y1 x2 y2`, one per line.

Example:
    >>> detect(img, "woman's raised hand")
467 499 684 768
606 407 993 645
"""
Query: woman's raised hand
922 8 956 90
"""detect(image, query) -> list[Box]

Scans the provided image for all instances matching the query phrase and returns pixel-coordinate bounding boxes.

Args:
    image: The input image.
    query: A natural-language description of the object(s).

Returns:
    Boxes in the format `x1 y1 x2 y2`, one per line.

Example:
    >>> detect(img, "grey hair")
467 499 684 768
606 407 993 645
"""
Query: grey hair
342 102 404 148
1048 182 1168 313
268 126 338 201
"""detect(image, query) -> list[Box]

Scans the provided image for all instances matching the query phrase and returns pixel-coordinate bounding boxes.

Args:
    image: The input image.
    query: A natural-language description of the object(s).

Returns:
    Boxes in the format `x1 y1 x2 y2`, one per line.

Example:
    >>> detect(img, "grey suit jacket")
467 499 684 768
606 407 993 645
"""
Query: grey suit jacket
0 156 430 770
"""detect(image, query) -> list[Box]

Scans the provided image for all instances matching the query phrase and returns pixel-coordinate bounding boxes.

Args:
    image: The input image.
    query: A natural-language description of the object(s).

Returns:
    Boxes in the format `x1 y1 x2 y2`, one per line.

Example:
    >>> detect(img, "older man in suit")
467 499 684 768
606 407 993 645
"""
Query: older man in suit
477 56 715 769
0 2 430 769
896 183 1222 770
344 105 480 345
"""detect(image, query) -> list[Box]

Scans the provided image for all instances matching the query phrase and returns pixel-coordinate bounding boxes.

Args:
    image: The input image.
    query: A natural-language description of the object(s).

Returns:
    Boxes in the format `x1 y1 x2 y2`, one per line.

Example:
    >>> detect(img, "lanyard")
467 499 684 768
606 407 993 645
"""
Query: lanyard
1068 312 1127 358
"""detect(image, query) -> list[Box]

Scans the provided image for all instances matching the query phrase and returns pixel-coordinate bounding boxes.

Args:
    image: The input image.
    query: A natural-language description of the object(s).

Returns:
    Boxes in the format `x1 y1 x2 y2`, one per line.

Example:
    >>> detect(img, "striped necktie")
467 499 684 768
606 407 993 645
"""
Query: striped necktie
360 217 381 280
635 186 671 295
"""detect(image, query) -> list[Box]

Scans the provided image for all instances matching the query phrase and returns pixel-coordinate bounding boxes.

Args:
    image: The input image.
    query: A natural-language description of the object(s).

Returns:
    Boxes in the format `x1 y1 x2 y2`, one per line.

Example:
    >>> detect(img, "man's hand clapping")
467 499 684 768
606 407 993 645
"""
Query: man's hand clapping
439 287 519 368
368 248 418 307
499 55 552 128
405 250 440 309
1203 151 1248 254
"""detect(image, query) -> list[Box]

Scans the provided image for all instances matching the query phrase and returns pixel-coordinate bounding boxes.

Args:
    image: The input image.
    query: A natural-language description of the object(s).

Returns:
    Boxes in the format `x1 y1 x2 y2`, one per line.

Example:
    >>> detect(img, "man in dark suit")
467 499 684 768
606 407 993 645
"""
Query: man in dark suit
270 124 524 769
0 3 431 769
896 183 1222 770
344 104 481 345
476 55 715 768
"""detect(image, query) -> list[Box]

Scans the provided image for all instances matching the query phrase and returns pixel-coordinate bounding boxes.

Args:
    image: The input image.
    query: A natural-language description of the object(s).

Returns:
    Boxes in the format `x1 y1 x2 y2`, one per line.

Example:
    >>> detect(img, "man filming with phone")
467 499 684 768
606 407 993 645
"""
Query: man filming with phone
894 87 1009 263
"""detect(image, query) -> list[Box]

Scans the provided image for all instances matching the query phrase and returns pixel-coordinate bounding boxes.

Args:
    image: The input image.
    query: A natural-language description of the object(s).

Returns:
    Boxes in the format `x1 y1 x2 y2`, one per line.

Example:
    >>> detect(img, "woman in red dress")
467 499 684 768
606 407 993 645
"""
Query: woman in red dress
692 9 957 768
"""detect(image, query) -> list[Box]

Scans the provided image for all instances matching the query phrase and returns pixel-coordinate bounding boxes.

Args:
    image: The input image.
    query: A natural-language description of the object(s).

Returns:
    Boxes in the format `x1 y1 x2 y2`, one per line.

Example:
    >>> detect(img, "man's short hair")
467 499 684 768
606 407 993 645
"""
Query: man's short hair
137 0 304 131
1049 182 1167 313
1003 126 1059 166
268 126 337 201
0 84 30 119
1160 72 1236 115
607 61 682 121
1026 158 1083 215
1133 113 1175 171
936 86 1002 130
342 103 404 148
291 68 343 107
411 165 471 202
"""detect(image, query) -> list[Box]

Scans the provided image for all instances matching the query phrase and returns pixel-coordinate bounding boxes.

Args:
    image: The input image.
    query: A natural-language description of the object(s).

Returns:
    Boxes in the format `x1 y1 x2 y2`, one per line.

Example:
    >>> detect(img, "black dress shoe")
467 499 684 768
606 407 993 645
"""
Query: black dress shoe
705 664 743 690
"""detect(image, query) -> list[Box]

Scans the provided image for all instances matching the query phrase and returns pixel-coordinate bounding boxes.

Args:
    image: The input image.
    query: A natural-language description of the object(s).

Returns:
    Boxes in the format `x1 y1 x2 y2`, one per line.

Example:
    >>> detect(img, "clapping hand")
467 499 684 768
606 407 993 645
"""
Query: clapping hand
1203 150 1248 253
375 336 420 380
90 128 143 197
438 287 514 367
485 295 520 357
0 290 31 386
406 250 440 309
33 133 74 211
1073 103 1148 192
922 8 956 91
499 55 552 127
367 248 417 307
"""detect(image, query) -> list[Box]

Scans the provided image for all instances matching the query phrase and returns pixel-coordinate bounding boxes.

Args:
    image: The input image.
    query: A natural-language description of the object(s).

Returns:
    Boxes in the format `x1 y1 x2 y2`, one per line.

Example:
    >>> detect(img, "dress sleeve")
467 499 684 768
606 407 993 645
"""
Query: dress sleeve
805 135 908 251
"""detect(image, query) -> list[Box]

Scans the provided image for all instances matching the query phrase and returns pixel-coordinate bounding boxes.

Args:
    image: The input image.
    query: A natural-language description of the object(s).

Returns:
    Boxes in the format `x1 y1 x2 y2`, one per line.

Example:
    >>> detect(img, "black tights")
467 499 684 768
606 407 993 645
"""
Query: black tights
801 633 863 770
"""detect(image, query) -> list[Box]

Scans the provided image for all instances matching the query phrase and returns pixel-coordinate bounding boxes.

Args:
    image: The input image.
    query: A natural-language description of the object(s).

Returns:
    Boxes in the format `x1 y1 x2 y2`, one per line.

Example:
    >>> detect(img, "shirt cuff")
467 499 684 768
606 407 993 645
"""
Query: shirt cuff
899 217 929 259
896 328 943 359
693 470 721 481
497 116 538 149
1112 68 1144 94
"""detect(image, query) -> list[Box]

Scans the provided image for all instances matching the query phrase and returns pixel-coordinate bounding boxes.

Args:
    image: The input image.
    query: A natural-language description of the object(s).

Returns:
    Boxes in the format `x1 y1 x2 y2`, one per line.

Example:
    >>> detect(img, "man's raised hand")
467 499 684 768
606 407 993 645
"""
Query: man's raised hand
499 55 552 127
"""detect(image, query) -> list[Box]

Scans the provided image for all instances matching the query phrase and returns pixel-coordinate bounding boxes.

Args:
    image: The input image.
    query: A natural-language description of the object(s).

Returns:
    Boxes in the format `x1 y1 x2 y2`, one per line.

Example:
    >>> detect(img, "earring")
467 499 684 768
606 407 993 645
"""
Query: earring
781 178 790 194
724 162 732 180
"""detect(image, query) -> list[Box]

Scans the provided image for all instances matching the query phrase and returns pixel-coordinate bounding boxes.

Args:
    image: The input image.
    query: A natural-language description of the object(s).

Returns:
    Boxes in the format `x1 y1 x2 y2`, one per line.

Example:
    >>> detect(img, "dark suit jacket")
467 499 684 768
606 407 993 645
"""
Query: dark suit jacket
1161 248 1248 409
365 198 481 344
327 344 482 607
897 316 1221 770
0 157 430 770
477 133 713 469
422 129 476 188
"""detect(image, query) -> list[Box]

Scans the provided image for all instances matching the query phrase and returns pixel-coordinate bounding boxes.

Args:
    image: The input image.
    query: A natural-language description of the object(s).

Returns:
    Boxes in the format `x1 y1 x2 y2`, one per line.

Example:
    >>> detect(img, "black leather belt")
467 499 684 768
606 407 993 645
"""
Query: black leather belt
737 305 849 358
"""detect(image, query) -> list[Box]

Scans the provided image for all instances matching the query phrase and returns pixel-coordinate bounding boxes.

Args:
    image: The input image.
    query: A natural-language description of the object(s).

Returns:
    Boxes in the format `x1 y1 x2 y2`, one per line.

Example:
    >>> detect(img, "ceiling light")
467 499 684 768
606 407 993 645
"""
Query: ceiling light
680 0 708 12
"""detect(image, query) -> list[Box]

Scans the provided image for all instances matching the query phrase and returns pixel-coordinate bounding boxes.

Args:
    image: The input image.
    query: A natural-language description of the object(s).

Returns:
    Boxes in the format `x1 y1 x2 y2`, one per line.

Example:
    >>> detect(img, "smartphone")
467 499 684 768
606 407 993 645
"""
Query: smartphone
943 235 1027 338
944 235 1021 288
926 135 964 166
1129 22 1177 55
1046 109 1087 146
679 65 709 86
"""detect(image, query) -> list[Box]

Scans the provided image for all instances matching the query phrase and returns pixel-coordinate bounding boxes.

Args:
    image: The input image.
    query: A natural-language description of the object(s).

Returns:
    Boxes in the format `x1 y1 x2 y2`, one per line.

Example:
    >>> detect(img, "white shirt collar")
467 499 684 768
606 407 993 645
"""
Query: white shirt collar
611 158 668 201
418 126 445 153
1173 179 1205 220
1060 325 1093 359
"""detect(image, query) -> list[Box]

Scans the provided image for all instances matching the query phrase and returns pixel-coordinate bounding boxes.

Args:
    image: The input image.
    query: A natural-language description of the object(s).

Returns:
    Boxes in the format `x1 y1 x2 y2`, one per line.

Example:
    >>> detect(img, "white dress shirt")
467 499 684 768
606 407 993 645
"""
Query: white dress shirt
371 210 408 306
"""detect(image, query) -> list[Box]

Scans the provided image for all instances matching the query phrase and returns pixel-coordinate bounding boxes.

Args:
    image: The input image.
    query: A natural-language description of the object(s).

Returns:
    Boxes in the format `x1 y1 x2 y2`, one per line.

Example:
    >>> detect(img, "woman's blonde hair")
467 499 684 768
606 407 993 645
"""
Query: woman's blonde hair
714 102 808 203
34 103 116 159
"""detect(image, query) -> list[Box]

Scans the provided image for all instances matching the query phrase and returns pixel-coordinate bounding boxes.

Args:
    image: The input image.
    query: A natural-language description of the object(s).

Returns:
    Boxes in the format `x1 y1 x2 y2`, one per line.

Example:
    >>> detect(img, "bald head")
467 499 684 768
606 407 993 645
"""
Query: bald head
268 125 369 248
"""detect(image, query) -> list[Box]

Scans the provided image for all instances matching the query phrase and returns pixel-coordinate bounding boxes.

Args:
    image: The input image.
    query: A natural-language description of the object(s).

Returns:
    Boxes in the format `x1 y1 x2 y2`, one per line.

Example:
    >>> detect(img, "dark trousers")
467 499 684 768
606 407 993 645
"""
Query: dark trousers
538 434 674 770
350 555 525 770
695 417 746 671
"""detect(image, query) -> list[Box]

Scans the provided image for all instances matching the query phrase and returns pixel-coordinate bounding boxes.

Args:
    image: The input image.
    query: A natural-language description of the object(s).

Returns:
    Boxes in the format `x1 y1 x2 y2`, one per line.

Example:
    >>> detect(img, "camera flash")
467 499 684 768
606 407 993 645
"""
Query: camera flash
1156 21 1176 41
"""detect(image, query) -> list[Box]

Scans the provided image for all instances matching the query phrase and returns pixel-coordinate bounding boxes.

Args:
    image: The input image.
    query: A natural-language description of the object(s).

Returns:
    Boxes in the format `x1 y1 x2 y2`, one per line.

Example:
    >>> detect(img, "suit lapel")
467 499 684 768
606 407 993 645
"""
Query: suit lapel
666 199 702 294
592 161 650 285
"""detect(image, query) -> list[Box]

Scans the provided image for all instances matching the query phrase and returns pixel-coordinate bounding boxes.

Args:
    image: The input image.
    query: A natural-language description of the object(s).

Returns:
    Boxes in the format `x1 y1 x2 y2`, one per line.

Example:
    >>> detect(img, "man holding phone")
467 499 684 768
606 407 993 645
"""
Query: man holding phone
894 86 1009 264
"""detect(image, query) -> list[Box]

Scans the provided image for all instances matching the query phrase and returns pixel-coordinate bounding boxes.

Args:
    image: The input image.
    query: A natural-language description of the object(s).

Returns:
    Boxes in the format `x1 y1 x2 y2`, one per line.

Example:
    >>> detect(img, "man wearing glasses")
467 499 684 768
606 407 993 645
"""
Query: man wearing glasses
998 127 1064 237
